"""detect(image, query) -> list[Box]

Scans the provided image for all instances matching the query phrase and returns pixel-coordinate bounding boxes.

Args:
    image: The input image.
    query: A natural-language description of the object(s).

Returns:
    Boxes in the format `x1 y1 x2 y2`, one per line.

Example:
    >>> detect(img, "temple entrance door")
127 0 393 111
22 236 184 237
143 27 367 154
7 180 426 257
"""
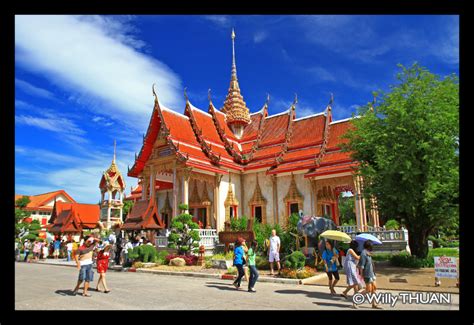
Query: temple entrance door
254 206 262 223
290 203 299 215
198 208 207 228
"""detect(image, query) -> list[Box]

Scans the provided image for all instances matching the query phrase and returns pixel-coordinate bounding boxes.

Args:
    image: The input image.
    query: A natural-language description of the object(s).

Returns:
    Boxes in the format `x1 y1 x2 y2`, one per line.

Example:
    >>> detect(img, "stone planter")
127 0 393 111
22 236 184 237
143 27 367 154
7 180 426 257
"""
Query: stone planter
211 259 233 269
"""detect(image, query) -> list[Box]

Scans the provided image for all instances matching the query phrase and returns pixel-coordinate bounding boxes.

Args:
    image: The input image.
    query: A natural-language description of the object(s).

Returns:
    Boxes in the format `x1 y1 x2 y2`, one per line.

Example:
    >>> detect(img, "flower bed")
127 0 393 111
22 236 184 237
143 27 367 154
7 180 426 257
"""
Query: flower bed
165 254 198 266
280 266 318 279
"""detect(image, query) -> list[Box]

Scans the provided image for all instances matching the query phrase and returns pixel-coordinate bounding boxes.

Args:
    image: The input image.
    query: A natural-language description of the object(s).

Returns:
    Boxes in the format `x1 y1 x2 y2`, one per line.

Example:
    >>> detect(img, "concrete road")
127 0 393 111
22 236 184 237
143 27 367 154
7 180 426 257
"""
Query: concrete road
15 263 459 310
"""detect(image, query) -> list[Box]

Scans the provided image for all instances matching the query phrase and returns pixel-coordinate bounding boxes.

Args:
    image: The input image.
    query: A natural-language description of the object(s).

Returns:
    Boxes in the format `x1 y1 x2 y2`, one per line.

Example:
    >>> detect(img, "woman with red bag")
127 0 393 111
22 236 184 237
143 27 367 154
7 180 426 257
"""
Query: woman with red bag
95 244 111 293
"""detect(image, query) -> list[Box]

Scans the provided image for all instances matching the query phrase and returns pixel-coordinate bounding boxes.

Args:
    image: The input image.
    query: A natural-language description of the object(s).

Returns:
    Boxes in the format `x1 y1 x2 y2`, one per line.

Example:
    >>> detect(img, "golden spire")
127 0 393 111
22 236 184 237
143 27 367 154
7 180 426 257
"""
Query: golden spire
221 28 251 126
113 139 116 164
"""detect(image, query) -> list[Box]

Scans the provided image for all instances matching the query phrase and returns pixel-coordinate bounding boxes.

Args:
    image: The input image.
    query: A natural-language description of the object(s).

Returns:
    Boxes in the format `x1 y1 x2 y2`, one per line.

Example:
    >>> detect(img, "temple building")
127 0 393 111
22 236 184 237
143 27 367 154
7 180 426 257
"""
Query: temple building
99 141 126 230
124 29 380 233
47 201 100 235
15 190 76 228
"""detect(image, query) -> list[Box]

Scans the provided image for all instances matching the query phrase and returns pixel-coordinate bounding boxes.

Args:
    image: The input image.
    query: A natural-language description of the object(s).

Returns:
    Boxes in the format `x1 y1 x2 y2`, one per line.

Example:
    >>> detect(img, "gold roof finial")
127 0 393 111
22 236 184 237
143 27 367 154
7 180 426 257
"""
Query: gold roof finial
152 83 158 103
208 88 212 104
113 139 116 164
184 87 189 103
231 28 237 81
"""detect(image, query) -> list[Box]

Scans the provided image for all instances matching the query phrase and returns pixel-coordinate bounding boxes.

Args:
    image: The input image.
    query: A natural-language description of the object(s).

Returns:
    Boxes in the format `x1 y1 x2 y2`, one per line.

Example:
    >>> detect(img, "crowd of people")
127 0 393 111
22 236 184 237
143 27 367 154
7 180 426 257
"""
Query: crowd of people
230 228 380 308
16 229 380 307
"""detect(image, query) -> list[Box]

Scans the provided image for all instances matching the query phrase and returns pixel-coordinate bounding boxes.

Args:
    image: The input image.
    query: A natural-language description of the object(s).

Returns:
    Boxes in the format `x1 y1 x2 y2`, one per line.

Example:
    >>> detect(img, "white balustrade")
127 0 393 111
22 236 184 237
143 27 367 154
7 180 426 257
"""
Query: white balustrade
155 229 218 249
155 236 168 247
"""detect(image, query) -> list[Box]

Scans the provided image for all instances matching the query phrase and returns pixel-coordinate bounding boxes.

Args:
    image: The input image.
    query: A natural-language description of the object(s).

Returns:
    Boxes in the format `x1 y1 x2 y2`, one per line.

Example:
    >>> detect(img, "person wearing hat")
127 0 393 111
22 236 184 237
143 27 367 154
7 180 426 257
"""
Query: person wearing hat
72 236 100 297
95 244 112 293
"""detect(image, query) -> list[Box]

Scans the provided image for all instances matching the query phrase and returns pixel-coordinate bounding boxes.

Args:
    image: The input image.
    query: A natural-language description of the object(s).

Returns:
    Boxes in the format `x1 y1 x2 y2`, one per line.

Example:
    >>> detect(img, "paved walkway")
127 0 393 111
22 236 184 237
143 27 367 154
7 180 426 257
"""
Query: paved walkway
15 263 458 310
29 259 459 293
303 262 459 293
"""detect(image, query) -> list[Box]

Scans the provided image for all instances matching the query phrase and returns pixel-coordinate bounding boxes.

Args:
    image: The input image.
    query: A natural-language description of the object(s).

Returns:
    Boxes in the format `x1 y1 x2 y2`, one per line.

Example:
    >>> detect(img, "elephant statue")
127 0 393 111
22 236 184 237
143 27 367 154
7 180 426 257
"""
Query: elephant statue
296 210 337 247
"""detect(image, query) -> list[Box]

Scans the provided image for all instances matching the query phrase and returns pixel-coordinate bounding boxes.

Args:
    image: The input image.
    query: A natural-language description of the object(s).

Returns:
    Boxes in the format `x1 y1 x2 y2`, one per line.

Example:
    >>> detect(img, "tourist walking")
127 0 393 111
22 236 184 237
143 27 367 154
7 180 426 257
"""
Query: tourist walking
247 240 259 292
122 239 133 265
232 237 248 290
268 229 281 276
357 240 382 309
66 240 73 261
15 241 21 262
53 238 61 259
72 236 100 297
33 240 42 262
23 239 31 262
42 242 49 260
341 240 362 308
95 244 112 293
322 240 340 294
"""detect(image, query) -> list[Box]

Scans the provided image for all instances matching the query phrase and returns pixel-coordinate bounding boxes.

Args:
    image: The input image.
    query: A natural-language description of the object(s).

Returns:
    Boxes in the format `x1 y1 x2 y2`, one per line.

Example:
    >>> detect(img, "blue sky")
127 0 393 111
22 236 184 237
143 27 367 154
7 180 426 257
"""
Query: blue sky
15 15 459 203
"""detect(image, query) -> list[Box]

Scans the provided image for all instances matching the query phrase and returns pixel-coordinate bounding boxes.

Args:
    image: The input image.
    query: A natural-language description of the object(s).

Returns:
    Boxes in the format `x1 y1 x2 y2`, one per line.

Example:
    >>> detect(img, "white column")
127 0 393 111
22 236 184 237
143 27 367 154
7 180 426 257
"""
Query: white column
182 174 189 213
107 207 111 230
172 163 178 217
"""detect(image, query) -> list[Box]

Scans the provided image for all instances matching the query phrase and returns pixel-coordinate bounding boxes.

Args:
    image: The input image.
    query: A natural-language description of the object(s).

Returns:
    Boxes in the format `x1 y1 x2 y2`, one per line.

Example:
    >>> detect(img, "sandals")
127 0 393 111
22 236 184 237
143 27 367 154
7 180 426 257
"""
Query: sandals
82 293 91 297
340 293 348 299
104 290 111 293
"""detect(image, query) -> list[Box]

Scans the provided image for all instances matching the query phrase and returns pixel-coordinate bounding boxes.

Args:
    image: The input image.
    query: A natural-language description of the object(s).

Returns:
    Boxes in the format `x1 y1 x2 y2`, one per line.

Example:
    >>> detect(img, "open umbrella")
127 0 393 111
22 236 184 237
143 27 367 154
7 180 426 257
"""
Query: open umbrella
320 230 352 243
355 233 382 245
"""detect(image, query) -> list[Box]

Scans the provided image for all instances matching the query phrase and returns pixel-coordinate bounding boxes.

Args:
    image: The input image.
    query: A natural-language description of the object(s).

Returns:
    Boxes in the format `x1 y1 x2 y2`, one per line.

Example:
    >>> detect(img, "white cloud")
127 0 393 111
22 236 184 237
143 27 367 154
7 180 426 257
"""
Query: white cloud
203 15 232 27
15 78 56 100
15 15 184 131
253 31 268 43
15 145 138 203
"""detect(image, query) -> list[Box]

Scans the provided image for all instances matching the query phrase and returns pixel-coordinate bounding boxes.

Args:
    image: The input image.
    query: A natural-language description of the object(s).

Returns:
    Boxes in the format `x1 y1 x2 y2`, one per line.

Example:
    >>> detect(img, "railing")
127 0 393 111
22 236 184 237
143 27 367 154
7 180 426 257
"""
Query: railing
155 236 168 248
197 229 219 248
154 229 219 249
338 225 385 233
344 229 409 242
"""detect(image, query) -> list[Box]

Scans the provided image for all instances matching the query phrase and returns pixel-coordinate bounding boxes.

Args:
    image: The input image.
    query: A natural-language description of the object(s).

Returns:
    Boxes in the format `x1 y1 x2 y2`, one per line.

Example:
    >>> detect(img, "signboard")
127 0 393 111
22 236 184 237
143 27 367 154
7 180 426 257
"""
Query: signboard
434 256 458 279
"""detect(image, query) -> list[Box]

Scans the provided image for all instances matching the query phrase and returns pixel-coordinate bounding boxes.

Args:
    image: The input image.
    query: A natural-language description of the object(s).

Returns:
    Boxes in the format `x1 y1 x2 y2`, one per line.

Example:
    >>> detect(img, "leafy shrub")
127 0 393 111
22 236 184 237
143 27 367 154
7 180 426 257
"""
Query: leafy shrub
371 252 394 261
255 255 271 270
165 254 198 266
168 204 200 254
384 219 400 230
390 252 433 268
284 251 306 270
428 235 447 248
230 216 249 231
156 250 169 265
204 256 213 268
211 252 234 260
127 245 159 263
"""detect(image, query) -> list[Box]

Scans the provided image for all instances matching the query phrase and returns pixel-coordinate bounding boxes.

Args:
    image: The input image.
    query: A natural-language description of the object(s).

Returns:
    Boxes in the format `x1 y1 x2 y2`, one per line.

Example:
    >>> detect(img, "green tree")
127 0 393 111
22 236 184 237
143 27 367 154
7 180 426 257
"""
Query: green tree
338 194 356 225
167 204 201 255
343 63 459 258
15 196 32 238
123 200 134 220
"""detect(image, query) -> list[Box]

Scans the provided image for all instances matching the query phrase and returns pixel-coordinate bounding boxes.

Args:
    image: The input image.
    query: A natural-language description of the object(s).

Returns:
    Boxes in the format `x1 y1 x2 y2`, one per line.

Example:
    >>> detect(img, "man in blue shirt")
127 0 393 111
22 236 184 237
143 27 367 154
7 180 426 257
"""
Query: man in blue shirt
321 240 340 294
53 239 61 259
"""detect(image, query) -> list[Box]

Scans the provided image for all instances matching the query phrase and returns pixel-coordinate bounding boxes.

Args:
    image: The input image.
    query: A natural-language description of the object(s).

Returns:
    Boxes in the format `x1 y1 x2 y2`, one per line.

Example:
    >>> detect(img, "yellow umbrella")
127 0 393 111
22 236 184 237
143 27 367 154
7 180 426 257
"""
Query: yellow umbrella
320 230 352 243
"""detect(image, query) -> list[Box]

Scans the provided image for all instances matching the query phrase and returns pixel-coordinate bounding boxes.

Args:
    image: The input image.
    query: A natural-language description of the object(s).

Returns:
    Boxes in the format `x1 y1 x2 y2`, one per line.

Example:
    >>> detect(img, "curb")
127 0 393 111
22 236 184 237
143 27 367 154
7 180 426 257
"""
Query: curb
136 268 220 279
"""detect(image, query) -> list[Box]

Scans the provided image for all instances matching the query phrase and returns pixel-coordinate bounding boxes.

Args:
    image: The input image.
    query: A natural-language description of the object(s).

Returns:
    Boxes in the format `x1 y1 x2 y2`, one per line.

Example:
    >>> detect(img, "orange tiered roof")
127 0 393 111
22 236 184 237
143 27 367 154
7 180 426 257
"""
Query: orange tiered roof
48 201 100 233
127 94 357 178
15 190 76 212
121 199 165 230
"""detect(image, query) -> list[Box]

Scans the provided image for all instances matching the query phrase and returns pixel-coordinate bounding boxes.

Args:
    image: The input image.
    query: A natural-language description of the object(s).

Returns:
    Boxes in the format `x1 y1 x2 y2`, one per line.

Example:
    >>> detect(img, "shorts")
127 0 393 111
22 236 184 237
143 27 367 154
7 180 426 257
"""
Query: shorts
268 251 280 262
326 271 340 281
78 264 94 282
53 249 60 256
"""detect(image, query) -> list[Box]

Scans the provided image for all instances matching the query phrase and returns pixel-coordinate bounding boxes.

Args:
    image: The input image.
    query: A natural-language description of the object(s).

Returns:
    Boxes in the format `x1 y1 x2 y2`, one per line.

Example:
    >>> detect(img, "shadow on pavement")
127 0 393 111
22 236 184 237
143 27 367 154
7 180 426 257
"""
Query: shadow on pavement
205 284 248 292
275 289 347 301
55 289 77 296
